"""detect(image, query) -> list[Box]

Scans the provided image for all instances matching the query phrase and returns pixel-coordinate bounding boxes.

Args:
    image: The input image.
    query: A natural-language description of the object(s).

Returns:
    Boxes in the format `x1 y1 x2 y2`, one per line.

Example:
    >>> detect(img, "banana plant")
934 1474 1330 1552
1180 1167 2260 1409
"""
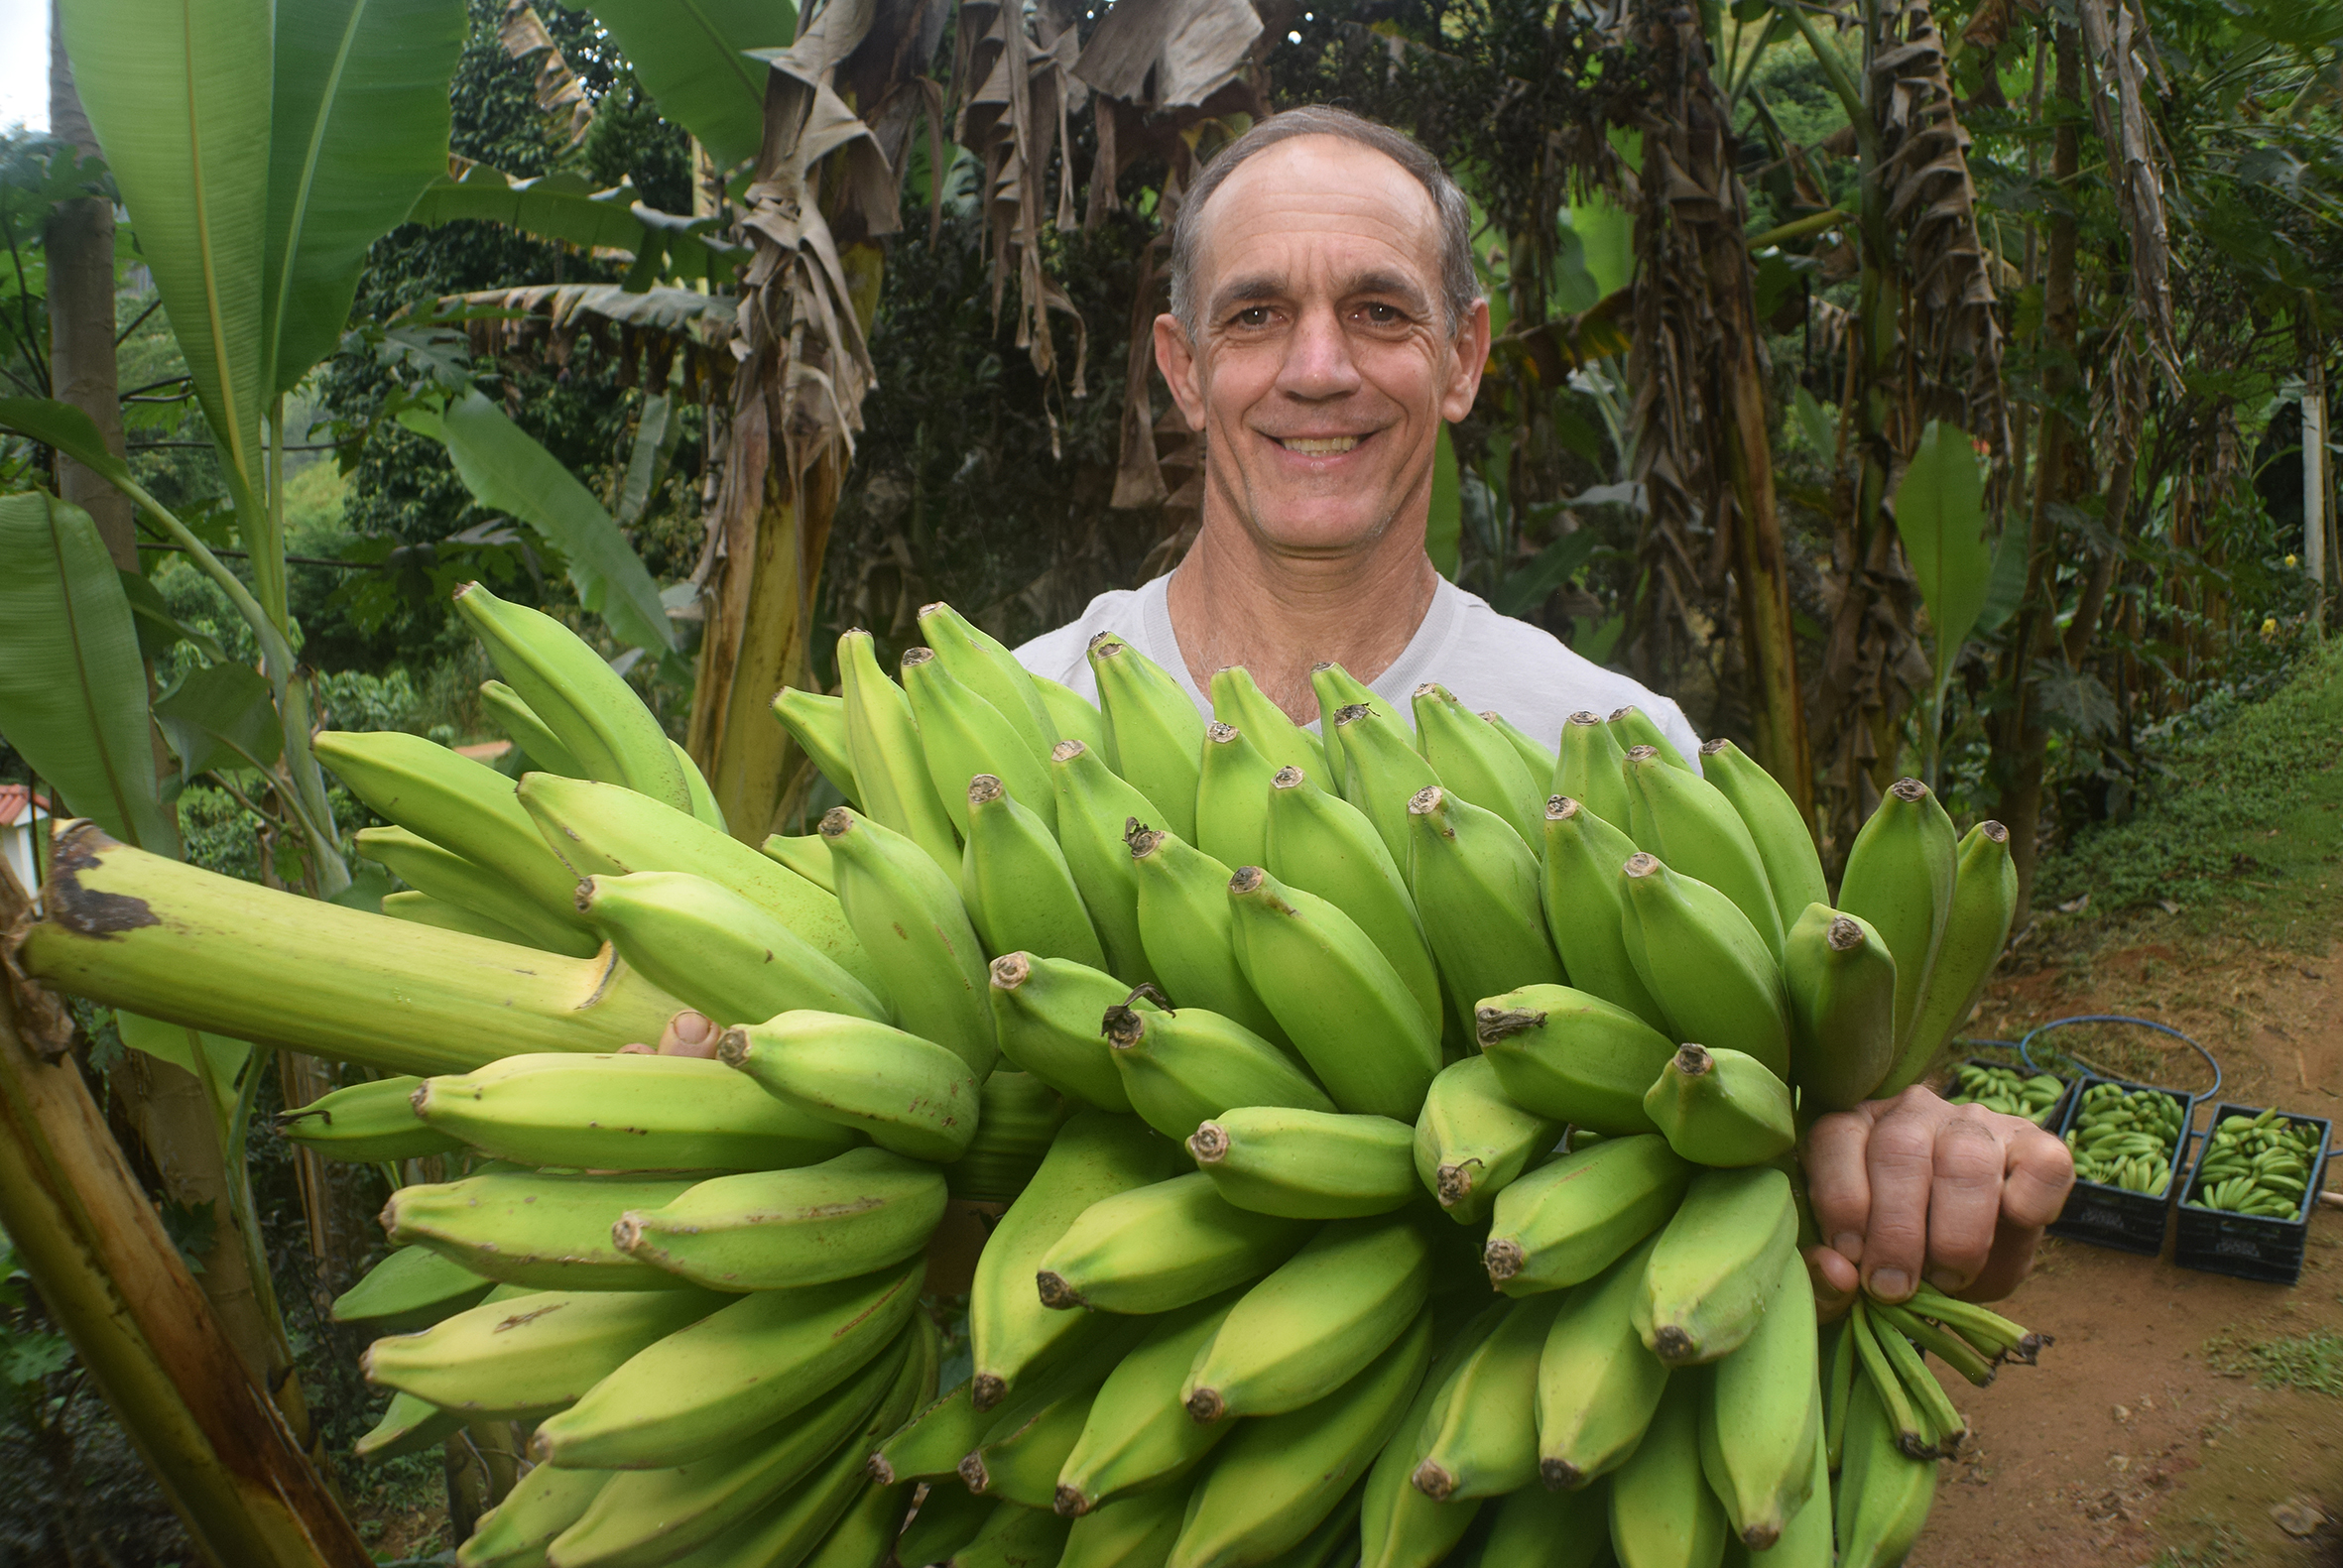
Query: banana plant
1893 422 1994 790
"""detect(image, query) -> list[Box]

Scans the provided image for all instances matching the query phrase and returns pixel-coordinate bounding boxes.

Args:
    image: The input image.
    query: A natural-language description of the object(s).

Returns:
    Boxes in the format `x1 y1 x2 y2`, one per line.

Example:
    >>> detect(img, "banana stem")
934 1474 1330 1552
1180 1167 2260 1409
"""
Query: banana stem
1866 1303 1969 1454
1869 1298 1997 1387
1904 1281 2037 1362
1849 1300 1928 1459
1824 1316 1857 1471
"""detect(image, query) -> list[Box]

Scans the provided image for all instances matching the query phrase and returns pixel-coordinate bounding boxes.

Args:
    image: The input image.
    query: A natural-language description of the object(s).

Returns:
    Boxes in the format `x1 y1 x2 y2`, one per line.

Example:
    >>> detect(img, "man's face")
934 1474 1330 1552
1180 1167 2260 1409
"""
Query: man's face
1156 135 1488 558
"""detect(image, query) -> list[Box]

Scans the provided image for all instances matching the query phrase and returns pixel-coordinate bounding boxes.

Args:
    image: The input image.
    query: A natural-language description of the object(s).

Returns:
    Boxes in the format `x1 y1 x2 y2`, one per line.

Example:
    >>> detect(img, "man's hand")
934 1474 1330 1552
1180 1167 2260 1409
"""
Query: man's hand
619 1010 719 1059
1802 1085 2074 1320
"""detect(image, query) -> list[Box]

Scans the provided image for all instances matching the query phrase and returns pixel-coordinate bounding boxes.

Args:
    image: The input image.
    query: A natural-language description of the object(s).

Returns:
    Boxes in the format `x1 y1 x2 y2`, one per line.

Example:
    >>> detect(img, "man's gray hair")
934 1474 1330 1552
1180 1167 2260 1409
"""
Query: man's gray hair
1167 105 1481 341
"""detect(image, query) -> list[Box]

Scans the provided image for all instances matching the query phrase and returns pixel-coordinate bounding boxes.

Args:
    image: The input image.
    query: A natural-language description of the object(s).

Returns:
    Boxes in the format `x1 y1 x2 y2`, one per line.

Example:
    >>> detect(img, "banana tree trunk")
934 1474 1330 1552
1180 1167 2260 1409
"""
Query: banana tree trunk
45 16 133 569
0 869 365 1568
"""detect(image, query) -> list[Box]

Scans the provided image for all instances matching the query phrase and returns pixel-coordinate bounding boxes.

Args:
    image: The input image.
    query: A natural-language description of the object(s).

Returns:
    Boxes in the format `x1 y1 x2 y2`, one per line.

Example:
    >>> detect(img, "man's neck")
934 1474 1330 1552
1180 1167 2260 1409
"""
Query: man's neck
1164 514 1439 723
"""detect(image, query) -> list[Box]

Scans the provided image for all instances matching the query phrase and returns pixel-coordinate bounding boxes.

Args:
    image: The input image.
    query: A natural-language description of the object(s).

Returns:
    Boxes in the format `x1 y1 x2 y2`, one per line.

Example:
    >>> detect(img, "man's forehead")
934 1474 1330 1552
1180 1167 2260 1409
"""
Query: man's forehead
1192 135 1443 293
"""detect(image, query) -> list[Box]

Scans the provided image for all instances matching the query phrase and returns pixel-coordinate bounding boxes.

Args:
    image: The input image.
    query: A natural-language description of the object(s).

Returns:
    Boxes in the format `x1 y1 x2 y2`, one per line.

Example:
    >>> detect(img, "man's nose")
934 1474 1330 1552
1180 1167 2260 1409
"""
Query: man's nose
1275 302 1363 400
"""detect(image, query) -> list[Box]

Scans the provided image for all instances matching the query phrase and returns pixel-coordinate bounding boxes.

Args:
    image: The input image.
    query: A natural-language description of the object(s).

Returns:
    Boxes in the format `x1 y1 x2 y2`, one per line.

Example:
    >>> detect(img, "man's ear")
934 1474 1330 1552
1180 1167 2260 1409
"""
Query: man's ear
1438 298 1492 423
1155 313 1208 431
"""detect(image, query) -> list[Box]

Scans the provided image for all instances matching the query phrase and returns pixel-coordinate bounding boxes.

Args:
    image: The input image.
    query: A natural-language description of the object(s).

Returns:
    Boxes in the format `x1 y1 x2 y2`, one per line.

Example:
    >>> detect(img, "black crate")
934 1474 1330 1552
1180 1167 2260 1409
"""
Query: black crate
1940 1057 2072 1129
2046 1075 2192 1256
2173 1102 2334 1285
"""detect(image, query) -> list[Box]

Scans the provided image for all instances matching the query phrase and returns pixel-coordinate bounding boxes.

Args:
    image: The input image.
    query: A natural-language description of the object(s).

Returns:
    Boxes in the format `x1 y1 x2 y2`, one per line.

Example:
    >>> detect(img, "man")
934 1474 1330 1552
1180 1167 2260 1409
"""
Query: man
1015 105 2073 1317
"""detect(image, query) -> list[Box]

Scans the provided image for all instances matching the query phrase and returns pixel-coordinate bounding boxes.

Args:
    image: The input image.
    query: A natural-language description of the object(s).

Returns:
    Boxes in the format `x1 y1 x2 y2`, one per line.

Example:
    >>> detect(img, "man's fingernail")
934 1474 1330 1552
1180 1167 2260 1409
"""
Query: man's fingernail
675 1012 713 1044
1869 1267 1911 1300
617 1042 655 1055
1928 1267 1969 1294
1833 1233 1864 1262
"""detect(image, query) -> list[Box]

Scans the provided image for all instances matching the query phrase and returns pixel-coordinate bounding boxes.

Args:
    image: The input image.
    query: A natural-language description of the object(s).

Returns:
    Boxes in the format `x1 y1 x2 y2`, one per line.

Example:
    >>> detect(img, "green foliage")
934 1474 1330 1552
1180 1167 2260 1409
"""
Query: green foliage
2206 1328 2343 1394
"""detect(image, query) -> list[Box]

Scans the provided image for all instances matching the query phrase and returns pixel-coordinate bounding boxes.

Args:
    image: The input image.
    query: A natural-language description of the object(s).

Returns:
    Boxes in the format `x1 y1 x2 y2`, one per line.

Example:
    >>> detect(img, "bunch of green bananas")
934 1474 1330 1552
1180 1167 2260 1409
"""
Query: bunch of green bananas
1942 1063 2066 1126
18 591 2061 1568
2188 1109 2323 1218
2064 1082 2185 1196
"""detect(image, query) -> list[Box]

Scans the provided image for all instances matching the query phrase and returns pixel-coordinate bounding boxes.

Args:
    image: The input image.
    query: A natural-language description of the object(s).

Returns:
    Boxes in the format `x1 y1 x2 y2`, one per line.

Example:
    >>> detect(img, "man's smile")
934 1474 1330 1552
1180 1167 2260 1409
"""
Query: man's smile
1276 434 1366 454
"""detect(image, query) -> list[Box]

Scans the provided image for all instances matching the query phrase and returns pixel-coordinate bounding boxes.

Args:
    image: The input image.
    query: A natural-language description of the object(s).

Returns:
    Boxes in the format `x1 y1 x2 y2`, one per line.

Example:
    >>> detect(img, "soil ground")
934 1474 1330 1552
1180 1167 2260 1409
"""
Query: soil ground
1910 920 2343 1568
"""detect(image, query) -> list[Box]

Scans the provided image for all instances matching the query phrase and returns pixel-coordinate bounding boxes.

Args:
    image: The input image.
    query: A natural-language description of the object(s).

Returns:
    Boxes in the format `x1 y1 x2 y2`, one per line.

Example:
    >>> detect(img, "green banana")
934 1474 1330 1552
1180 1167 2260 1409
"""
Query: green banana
613 1146 947 1290
1089 632 1204 841
1635 1165 1796 1366
1055 1293 1246 1513
1035 1171 1312 1314
948 1501 1074 1568
1334 700 1440 873
1411 1291 1565 1500
989 953 1140 1112
356 1390 465 1463
763 831 836 893
1182 1215 1432 1422
1483 1134 1690 1296
1226 865 1441 1122
1412 1054 1564 1225
1308 661 1379 789
1263 764 1442 1037
1048 738 1165 988
1782 904 1898 1114
718 1012 980 1162
1535 1233 1670 1489
455 1458 606 1566
1356 1323 1483 1568
546 1326 913 1568
947 1070 1072 1203
773 686 861 807
1622 746 1786 962
1886 819 2017 1096
578 869 889 1025
331 1245 492 1333
921 600 1057 764
365 1285 722 1419
1130 826 1287 1045
1832 1369 1935 1568
1480 709 1558 790
481 676 585 777
821 804 997 1075
1643 1045 1795 1168
1038 674 1110 754
1195 721 1278 872
281 1073 462 1164
533 1259 925 1470
1414 684 1543 847
1697 1246 1818 1549
1538 796 1669 1031
385 1169 703 1290
1407 786 1564 1029
1211 663 1328 777
972 1112 1180 1410
873 1377 982 1487
516 772 875 992
1187 1107 1418 1219
1605 1374 1725 1568
1618 854 1791 1081
674 743 726 834
1745 1424 1830 1568
801 1477 914 1568
1552 711 1633 833
1060 1485 1192 1568
413 1051 859 1172
1474 984 1675 1137
316 729 591 931
1253 1487 1365 1568
905 647 1059 837
1103 995 1335 1144
356 824 601 958
453 580 691 811
900 1491 998 1567
1606 705 1690 773
1166 1308 1431 1568
1695 739 1825 934
839 627 962 874
963 1320 1150 1508
964 777 1107 970
1474 1484 1607 1568
1834 777 1957 1061
381 890 537 947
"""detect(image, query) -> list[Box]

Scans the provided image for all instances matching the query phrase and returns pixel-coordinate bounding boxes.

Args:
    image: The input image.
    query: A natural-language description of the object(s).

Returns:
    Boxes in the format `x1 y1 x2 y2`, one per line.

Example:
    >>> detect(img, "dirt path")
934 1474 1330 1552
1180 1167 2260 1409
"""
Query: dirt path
1910 926 2343 1567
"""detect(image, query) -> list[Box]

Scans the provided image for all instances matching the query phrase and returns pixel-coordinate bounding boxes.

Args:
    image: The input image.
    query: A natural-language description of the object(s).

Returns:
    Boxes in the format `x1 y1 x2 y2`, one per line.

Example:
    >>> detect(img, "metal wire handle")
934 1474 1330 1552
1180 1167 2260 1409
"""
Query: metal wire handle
2017 1013 2223 1107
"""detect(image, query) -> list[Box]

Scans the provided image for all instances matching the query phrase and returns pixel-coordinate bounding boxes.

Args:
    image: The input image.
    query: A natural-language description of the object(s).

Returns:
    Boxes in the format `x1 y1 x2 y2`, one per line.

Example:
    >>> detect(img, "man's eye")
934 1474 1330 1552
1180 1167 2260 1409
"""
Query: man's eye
1234 307 1273 327
1362 302 1404 324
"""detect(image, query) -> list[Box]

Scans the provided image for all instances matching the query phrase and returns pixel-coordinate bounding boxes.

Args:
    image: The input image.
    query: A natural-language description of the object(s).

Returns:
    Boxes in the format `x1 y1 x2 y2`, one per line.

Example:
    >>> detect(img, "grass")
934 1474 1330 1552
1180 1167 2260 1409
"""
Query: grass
2203 1329 2343 1394
2146 1522 2251 1567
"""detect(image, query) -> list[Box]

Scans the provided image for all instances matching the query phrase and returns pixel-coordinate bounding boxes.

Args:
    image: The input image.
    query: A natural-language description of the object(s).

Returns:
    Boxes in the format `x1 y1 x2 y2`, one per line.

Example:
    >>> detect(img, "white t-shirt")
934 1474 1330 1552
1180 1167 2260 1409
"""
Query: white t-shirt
1013 573 1702 765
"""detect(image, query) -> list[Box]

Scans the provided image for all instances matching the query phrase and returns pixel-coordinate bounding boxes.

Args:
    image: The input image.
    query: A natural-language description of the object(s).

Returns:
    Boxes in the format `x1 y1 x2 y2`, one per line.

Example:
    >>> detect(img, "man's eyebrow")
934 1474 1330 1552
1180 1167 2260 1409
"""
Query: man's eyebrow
1342 270 1431 309
1207 275 1288 315
1206 269 1433 317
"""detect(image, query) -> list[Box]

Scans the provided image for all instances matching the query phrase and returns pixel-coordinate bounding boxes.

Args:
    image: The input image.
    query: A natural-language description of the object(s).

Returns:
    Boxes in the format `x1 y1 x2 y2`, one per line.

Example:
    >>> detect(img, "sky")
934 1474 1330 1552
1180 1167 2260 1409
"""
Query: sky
2 0 51 136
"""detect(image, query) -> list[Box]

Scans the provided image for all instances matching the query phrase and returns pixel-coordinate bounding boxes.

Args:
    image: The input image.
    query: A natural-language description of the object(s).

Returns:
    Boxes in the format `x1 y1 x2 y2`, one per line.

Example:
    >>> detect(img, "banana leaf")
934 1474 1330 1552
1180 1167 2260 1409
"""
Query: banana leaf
153 663 285 787
1893 420 1993 702
0 491 180 858
408 165 746 284
583 0 801 171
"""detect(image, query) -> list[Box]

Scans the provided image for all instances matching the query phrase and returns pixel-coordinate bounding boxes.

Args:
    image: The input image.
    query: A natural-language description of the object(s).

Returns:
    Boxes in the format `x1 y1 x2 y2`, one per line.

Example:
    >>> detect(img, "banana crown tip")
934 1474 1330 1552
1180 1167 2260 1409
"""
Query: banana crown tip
989 952 1032 988
1127 826 1165 859
916 600 949 619
958 1453 990 1491
1332 702 1374 727
1980 818 2010 843
1228 864 1266 895
972 1374 1007 1410
1623 851 1661 878
1050 738 1086 762
1206 720 1239 743
1890 776 1930 802
1412 1459 1457 1501
1483 1236 1525 1279
1035 1270 1081 1309
1625 743 1660 762
900 646 935 669
1477 710 1504 724
1539 1457 1584 1490
1187 1122 1229 1162
1545 794 1576 820
1566 709 1603 726
713 1026 752 1067
1271 765 1305 789
1412 681 1443 699
1671 1043 1714 1076
868 1454 897 1484
1826 914 1866 950
1086 632 1126 658
1608 705 1639 722
1407 784 1444 815
1185 1387 1226 1422
1053 1485 1090 1517
572 879 596 914
968 774 1003 804
1101 1005 1147 1047
818 806 854 839
1699 736 1731 756
1476 1006 1543 1043
1652 1325 1696 1362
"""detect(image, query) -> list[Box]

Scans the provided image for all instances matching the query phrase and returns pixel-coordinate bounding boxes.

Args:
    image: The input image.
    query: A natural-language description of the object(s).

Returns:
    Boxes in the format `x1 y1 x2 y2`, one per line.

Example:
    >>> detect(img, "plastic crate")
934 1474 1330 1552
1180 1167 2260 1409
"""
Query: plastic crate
2046 1075 2192 1256
1940 1057 2072 1129
2172 1103 2335 1285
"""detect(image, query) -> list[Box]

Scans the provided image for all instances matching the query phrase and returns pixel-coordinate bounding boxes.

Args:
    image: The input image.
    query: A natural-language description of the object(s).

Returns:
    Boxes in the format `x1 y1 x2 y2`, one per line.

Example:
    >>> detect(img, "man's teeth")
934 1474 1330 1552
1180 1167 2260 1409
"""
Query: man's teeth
1281 436 1359 454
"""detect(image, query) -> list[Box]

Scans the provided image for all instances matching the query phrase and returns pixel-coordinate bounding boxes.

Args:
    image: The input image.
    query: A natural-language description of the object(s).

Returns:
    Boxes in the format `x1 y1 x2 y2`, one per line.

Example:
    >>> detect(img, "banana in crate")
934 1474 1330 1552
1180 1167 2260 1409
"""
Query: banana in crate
21 589 2071 1568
